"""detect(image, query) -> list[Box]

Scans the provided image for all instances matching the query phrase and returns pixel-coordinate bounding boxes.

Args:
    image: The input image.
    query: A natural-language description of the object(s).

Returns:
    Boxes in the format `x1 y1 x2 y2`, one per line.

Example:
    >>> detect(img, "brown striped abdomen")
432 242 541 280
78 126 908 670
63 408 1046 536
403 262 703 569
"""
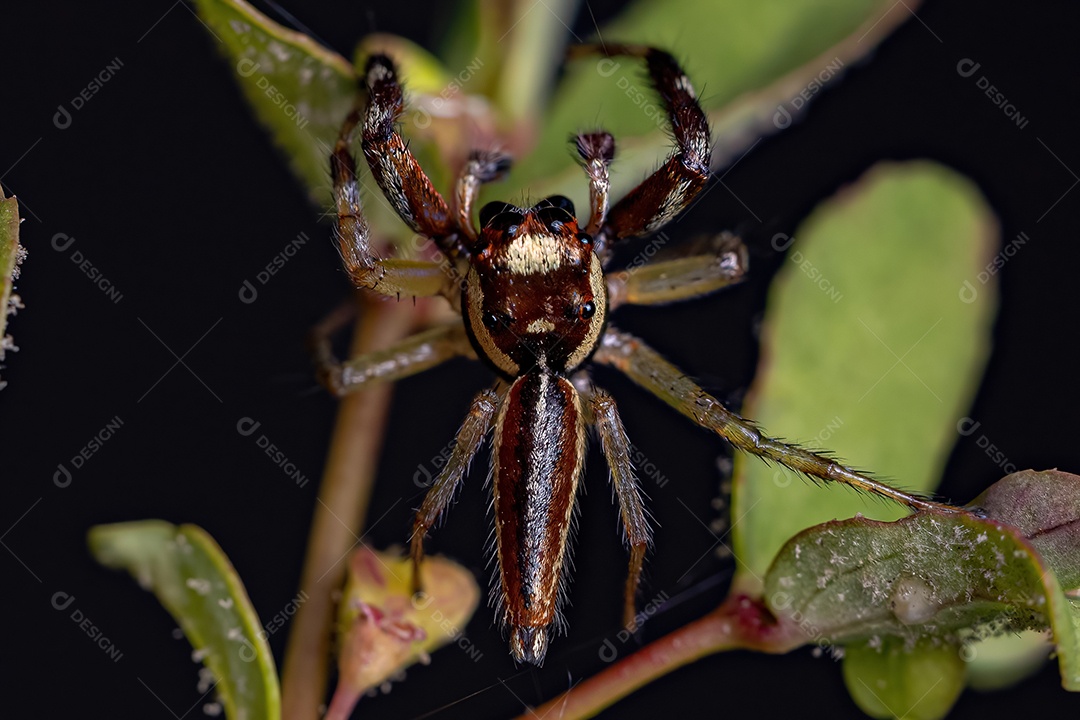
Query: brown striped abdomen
493 368 585 664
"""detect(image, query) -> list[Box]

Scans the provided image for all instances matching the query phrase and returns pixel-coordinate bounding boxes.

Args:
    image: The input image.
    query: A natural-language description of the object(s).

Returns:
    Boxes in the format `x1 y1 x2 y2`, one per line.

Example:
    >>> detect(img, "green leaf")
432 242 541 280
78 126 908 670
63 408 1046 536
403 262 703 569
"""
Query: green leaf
0 188 23 390
502 0 920 208
762 472 1080 697
90 521 280 720
192 0 356 208
731 161 998 584
764 510 1055 648
843 637 966 720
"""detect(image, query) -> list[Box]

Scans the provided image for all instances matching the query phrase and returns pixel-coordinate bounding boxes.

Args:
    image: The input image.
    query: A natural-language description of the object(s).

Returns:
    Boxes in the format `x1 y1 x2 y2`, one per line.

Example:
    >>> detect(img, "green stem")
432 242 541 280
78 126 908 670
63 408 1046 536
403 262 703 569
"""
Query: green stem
280 295 415 720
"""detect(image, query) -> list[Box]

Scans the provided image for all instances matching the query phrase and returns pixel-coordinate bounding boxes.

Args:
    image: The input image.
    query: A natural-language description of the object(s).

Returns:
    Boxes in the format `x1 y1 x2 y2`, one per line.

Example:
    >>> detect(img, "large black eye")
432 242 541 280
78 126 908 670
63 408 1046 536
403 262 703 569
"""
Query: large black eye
479 201 519 229
579 301 596 320
536 195 575 217
482 311 501 329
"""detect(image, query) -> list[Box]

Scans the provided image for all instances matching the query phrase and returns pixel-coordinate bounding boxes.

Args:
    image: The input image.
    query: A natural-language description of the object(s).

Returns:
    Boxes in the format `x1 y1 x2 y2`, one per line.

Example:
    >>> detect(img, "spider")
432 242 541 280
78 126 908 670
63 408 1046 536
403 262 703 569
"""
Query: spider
313 44 953 665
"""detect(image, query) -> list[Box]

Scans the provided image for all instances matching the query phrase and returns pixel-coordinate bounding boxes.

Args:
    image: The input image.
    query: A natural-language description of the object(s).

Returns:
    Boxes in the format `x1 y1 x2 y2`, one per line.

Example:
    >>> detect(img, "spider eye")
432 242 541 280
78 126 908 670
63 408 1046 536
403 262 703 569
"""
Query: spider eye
482 311 501 329
479 201 519 229
579 301 596 320
577 232 592 245
536 195 575 216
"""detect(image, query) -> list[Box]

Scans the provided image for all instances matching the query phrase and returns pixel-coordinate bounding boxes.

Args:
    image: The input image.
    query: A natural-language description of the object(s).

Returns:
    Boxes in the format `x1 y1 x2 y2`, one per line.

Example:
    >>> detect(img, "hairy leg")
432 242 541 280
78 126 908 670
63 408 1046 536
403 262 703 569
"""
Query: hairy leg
310 320 475 397
589 386 651 630
568 45 711 259
594 327 958 513
410 388 501 593
606 232 747 310
333 102 459 300
574 131 616 237
361 55 457 246
455 149 512 243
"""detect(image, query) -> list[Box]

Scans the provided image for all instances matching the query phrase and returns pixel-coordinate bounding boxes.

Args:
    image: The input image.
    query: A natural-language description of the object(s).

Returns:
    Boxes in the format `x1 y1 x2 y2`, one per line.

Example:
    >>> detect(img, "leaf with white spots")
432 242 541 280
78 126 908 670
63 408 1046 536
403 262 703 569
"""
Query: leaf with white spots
0 188 24 390
763 471 1080 704
90 521 280 720
192 0 355 209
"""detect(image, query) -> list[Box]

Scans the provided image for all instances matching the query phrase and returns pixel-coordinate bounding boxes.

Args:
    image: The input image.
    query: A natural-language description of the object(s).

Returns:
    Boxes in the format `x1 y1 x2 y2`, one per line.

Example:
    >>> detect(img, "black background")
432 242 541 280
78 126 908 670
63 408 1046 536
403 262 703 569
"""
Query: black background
3 1 1079 718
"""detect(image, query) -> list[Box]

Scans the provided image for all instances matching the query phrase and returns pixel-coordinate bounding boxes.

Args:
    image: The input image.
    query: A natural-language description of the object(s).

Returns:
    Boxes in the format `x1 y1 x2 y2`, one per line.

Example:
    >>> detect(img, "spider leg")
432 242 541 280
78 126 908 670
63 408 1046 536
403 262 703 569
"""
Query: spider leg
410 388 500 594
568 45 711 259
574 132 616 237
362 55 458 248
594 327 958 513
333 103 459 300
589 386 651 631
310 320 475 397
455 150 513 244
607 232 748 310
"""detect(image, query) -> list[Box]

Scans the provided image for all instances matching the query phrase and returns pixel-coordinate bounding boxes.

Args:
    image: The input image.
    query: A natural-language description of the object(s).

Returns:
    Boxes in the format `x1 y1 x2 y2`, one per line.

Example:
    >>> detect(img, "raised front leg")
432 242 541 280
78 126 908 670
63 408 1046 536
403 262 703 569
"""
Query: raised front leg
594 327 958 513
606 232 748 310
455 150 512 244
362 55 457 245
410 388 500 593
589 386 651 631
575 131 616 237
333 102 460 300
568 45 712 258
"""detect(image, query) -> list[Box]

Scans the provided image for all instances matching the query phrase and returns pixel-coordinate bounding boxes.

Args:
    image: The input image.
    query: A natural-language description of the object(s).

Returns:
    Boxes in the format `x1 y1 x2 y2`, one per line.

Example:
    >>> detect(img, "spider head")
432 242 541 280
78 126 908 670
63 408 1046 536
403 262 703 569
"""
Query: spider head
464 195 607 377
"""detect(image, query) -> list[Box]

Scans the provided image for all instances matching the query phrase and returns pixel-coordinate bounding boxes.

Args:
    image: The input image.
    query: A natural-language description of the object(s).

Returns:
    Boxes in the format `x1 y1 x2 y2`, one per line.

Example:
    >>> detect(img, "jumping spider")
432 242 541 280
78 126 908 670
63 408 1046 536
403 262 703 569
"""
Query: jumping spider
313 44 951 665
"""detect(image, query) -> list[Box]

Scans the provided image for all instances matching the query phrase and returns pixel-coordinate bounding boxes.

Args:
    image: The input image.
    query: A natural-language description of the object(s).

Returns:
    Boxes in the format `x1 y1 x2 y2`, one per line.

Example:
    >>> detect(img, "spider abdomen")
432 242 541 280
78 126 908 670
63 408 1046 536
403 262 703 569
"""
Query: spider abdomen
492 367 586 664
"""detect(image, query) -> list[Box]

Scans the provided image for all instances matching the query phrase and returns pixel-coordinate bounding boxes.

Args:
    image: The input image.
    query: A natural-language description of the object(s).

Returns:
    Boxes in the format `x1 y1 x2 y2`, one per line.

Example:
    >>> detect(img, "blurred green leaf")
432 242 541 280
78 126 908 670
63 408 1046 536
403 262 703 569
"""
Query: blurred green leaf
193 0 355 208
970 468 1080 590
965 631 1049 691
90 521 280 720
843 637 966 720
504 0 919 208
0 188 22 390
731 161 998 584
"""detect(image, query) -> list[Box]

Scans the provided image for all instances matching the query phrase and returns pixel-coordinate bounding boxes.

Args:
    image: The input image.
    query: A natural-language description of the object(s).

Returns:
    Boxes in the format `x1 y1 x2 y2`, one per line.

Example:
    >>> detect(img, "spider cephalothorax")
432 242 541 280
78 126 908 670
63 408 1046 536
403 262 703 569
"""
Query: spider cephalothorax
465 196 606 378
314 44 953 665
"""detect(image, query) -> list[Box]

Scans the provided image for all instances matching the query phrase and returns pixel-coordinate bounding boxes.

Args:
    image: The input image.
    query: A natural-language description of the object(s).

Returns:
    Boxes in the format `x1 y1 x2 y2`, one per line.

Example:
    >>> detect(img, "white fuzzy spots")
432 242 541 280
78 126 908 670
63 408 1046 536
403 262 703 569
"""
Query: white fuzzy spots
186 578 212 595
266 41 291 62
228 19 251 35
217 597 234 609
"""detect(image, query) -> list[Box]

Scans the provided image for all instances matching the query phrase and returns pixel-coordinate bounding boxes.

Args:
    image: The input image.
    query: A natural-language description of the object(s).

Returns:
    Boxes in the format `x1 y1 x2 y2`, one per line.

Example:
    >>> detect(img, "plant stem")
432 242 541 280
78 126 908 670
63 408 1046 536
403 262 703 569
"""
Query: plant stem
519 595 802 720
281 294 415 720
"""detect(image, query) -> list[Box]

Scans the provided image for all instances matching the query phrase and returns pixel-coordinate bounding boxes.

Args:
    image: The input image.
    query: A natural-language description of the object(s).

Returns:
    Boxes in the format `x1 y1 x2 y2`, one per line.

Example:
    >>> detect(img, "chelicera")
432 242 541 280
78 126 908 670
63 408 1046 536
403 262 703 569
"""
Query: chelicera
313 44 952 665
